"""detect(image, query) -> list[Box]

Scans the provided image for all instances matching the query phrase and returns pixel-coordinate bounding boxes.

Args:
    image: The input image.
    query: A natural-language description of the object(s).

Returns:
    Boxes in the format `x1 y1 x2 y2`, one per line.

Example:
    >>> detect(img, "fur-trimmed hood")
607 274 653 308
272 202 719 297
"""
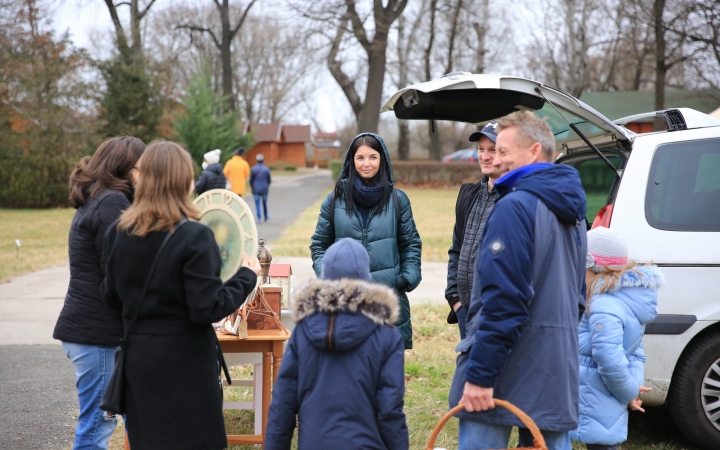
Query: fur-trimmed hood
590 265 663 325
291 279 400 352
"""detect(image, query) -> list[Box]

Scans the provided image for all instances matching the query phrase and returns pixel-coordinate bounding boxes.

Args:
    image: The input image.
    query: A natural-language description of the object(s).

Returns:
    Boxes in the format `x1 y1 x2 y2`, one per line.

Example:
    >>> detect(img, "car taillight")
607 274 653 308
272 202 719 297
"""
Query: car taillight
591 204 614 229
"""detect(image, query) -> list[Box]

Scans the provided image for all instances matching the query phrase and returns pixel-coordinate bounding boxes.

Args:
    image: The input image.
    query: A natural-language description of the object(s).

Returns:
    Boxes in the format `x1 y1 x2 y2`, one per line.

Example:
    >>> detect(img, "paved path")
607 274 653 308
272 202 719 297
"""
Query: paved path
0 169 448 448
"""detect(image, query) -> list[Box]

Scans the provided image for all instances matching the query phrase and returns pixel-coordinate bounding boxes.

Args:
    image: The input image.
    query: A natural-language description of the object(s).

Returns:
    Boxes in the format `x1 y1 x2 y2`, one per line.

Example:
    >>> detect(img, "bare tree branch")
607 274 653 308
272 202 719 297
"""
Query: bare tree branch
231 0 257 38
326 17 362 119
175 24 221 49
138 0 158 20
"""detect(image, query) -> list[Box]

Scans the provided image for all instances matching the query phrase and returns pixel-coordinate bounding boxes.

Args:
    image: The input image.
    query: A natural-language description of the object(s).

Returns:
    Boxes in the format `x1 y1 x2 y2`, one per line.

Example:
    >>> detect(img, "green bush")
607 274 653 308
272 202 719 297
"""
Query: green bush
329 159 343 182
0 145 77 208
392 161 480 187
268 161 297 171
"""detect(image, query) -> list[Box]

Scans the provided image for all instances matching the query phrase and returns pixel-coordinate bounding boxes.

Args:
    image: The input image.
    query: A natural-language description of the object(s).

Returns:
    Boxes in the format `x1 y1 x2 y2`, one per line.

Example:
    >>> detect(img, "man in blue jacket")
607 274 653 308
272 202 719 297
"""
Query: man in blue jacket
450 111 587 450
250 153 271 221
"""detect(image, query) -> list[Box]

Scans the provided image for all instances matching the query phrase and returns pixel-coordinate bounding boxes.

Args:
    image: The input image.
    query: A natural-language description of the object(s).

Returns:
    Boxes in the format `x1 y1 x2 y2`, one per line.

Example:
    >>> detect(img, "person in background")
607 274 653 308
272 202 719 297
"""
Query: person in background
103 141 261 449
250 153 271 222
451 111 587 450
446 121 504 339
195 149 226 195
310 133 421 350
266 238 408 450
53 136 146 450
570 227 661 450
223 146 250 196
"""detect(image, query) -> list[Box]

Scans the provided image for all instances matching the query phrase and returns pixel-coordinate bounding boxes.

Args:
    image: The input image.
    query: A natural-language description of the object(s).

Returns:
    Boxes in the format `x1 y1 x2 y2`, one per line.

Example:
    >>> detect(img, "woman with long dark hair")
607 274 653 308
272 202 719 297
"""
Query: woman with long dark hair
53 136 145 449
310 133 422 349
102 141 260 449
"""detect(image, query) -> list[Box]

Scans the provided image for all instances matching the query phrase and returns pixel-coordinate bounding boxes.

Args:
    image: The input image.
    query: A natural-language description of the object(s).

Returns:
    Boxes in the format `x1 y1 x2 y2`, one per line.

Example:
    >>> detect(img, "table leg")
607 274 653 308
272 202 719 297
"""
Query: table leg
272 341 283 383
262 351 271 438
124 431 130 450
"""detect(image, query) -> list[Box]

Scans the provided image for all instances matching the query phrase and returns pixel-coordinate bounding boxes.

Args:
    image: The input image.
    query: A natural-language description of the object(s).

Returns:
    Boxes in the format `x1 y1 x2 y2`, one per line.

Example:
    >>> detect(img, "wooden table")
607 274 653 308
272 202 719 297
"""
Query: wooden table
123 329 290 449
218 329 290 446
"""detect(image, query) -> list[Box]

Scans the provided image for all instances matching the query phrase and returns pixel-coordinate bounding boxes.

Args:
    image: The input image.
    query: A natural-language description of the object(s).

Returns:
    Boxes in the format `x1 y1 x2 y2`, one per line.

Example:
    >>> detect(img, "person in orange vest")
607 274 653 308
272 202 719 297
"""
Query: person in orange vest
223 147 251 196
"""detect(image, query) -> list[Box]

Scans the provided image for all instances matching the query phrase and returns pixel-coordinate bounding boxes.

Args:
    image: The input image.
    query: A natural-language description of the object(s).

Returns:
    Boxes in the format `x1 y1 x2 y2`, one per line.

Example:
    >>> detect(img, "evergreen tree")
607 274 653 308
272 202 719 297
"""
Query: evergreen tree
98 55 164 143
174 71 252 166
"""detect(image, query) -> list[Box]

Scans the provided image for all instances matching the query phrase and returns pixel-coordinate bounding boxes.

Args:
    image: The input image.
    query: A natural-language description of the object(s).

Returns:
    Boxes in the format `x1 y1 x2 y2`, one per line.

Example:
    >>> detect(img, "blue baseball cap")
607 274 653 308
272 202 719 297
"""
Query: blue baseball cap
468 121 499 143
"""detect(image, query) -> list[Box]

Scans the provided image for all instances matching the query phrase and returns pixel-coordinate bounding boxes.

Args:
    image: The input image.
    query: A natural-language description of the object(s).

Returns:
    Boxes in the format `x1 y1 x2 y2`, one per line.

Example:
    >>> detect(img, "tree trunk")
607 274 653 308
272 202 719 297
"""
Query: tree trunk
566 0 588 97
444 0 463 75
219 0 236 111
396 16 410 160
654 0 666 130
357 45 387 133
425 0 441 161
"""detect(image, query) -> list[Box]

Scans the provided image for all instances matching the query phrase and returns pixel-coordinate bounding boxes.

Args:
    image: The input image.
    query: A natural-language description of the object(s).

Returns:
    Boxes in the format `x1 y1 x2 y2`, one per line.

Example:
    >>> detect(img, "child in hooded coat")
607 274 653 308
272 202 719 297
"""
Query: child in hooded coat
569 227 663 450
265 238 408 450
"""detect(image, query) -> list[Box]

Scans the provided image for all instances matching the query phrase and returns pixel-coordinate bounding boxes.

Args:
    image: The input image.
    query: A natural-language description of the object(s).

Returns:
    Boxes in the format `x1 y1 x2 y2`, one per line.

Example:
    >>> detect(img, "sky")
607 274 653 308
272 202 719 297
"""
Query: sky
52 0 352 132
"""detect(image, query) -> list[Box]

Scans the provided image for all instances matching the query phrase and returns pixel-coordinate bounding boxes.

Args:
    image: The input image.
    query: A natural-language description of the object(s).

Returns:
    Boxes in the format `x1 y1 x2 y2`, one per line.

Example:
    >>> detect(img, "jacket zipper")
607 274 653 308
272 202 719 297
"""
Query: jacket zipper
327 312 335 350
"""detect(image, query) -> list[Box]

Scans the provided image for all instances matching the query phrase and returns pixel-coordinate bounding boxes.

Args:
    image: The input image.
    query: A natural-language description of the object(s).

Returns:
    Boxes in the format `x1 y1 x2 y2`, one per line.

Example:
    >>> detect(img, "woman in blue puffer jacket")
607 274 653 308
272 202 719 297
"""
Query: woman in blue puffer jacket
570 227 663 450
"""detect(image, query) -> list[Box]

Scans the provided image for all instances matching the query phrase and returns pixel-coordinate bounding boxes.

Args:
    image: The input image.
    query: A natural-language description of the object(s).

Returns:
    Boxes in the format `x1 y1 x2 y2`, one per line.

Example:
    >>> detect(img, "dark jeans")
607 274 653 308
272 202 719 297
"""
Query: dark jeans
586 445 619 450
253 194 268 221
456 306 468 340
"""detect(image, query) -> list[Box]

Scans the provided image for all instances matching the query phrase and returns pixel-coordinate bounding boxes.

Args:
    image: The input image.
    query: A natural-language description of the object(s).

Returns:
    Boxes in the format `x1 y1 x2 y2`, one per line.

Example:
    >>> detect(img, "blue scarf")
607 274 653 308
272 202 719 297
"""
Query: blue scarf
352 176 385 208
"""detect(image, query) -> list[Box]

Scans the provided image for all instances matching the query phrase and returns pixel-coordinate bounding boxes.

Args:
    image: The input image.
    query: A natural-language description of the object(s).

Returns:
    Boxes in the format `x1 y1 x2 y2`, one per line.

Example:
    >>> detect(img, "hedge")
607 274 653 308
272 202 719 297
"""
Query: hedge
391 161 481 187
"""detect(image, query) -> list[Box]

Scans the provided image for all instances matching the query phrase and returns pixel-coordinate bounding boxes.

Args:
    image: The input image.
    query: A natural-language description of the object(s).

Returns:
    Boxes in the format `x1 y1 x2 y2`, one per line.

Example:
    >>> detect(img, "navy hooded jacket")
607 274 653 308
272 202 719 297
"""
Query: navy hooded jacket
265 279 408 450
449 163 587 432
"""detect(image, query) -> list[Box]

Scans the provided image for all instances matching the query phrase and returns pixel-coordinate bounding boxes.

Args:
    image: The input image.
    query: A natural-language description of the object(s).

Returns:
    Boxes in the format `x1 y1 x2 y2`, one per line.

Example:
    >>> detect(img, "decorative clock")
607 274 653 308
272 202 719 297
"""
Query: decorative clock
193 189 258 282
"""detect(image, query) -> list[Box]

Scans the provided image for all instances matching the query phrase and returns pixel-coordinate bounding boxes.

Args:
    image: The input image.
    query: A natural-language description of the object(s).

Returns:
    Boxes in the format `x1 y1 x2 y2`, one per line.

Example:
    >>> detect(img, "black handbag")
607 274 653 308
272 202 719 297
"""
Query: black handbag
100 220 186 413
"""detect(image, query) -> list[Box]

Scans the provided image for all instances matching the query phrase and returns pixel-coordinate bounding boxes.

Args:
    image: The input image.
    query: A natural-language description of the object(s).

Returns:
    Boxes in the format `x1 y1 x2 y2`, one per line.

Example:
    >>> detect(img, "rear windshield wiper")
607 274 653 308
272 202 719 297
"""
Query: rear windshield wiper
534 87 620 178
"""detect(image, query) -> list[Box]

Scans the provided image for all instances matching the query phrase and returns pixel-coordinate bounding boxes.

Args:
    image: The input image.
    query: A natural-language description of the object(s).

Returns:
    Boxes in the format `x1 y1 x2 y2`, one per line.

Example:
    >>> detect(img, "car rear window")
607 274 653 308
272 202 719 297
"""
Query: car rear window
646 138 720 231
559 150 623 222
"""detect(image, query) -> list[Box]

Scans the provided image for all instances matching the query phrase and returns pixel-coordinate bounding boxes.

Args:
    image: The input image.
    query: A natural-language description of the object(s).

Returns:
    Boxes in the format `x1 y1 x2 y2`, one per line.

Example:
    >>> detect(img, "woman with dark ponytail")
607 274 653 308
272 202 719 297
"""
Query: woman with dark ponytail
310 133 422 349
53 136 145 450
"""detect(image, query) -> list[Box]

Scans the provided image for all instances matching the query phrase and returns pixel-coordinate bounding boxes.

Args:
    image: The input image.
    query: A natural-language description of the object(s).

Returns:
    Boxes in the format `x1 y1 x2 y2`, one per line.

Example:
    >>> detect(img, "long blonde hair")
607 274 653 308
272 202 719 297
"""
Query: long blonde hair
117 141 200 236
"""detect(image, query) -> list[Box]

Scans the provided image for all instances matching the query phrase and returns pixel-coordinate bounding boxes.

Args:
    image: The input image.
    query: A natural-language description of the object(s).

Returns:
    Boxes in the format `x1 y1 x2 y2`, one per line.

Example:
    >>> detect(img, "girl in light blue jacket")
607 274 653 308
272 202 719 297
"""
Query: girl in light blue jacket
569 227 663 450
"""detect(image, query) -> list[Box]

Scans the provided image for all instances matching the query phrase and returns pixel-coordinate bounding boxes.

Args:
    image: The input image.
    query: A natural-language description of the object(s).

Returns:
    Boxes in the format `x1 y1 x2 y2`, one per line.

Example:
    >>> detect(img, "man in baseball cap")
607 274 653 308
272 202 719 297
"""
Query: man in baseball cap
445 120 504 339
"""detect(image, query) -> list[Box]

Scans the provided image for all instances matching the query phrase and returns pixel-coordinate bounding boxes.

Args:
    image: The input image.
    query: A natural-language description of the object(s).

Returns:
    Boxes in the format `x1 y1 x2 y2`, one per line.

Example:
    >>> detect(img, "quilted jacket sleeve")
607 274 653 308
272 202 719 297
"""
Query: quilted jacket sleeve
396 189 421 292
265 333 300 450
310 193 335 277
628 341 646 390
588 304 640 405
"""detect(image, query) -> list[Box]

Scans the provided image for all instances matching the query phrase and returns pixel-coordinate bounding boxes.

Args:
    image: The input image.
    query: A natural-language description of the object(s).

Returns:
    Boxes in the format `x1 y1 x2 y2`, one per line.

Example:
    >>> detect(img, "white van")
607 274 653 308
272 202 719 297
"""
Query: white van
382 74 720 449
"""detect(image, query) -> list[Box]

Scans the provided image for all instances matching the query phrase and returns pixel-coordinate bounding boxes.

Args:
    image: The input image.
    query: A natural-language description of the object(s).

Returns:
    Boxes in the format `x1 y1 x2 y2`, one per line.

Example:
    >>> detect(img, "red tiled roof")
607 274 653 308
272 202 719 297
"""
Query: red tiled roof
268 264 292 277
282 125 311 143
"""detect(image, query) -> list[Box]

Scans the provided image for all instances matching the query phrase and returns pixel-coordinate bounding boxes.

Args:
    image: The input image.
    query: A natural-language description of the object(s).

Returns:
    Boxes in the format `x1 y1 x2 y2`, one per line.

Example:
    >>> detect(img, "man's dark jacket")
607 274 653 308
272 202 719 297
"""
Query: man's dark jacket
449 163 587 432
265 278 408 450
250 163 271 195
53 189 130 346
445 176 496 322
195 163 226 195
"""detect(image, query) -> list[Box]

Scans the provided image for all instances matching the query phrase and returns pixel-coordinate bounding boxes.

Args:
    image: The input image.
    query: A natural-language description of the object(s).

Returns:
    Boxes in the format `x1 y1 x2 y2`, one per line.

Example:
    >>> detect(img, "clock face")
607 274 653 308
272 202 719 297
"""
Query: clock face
193 189 258 282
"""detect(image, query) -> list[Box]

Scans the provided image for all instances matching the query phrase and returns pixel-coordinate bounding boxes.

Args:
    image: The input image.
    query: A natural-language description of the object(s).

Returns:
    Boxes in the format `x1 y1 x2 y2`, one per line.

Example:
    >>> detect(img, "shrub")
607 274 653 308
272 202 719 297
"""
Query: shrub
391 161 481 188
268 161 297 171
329 159 343 181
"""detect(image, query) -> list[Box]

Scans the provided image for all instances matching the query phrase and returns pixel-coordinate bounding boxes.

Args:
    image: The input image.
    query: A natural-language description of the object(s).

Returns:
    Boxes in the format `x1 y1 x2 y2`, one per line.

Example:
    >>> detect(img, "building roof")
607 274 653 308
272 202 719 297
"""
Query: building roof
246 123 311 143
249 122 282 142
580 90 720 122
282 125 312 143
269 264 292 277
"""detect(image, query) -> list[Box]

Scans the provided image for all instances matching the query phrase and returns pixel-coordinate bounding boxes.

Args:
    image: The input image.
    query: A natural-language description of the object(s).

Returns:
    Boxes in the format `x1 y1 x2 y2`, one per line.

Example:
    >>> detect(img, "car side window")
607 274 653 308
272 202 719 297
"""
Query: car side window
646 138 720 232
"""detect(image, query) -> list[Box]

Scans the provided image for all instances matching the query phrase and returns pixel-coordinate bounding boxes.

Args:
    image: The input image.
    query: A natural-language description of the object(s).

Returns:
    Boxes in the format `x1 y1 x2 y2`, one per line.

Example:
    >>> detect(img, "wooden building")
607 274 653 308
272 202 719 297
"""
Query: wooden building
244 123 312 168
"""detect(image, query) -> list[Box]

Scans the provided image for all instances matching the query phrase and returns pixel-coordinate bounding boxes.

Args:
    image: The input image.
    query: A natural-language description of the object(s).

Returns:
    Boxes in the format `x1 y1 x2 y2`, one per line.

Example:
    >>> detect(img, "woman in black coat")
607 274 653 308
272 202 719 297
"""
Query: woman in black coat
102 141 261 449
53 136 145 450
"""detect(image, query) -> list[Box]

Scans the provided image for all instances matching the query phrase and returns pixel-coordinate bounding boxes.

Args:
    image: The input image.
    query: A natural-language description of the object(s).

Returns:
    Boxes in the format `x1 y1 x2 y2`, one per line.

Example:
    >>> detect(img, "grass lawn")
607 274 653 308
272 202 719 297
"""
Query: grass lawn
271 188 459 262
0 208 75 282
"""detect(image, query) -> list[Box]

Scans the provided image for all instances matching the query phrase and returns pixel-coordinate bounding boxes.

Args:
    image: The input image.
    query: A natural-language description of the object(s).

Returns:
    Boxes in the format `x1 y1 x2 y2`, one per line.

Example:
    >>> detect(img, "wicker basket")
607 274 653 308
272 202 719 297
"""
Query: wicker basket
425 400 548 450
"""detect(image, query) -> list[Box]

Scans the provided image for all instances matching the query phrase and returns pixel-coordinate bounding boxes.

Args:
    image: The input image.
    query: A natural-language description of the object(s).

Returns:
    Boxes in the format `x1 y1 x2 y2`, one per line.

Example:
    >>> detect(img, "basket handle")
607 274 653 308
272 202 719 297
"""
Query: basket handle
425 400 548 450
